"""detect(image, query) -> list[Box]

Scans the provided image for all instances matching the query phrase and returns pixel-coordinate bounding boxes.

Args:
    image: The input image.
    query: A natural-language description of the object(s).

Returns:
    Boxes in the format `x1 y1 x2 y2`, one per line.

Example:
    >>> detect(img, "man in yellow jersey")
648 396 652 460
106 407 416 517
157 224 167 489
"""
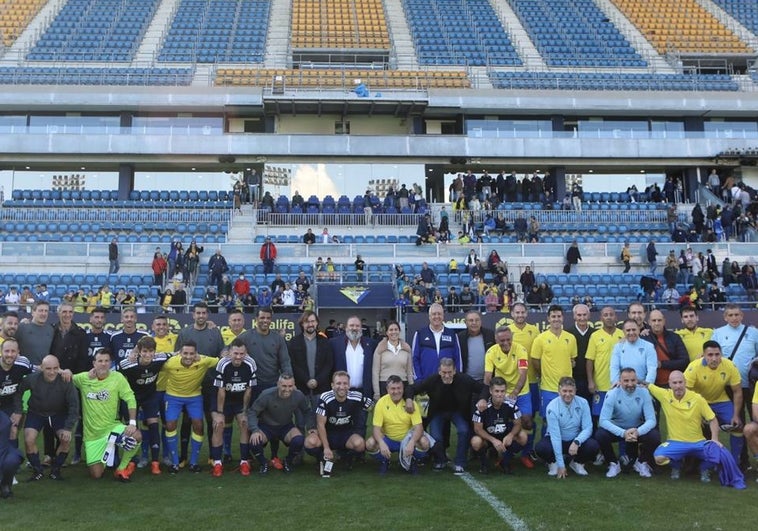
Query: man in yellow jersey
151 314 178 466
508 302 540 458
684 340 743 468
366 375 432 475
586 306 624 419
649 370 736 484
531 305 577 429
161 340 218 474
484 326 532 469
676 306 713 362
220 309 247 346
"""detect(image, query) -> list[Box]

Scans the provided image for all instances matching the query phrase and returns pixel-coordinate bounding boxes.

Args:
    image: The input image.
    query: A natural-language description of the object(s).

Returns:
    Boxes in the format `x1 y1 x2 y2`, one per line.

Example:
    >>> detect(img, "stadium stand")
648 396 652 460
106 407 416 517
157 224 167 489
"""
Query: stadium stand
27 0 160 61
158 0 271 63
291 0 390 50
711 0 758 36
0 0 47 47
609 0 752 55
507 0 646 68
0 66 194 85
489 71 740 91
215 67 470 89
403 0 521 66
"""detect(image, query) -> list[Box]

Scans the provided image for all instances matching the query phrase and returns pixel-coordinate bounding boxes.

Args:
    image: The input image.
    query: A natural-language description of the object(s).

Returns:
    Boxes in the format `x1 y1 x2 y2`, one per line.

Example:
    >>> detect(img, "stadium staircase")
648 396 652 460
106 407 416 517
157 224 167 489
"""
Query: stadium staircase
0 0 67 65
133 0 183 64
227 204 257 243
384 0 418 69
490 0 546 71
263 0 291 68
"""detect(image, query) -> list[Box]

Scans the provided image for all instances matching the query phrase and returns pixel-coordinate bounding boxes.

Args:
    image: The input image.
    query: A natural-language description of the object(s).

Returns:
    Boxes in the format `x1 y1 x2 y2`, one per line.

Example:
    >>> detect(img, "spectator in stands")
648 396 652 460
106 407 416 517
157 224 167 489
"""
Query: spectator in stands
184 246 201 287
721 205 734 241
527 216 540 243
292 190 304 210
151 251 167 287
207 249 229 288
537 282 554 306
398 184 410 211
707 169 721 196
627 185 639 202
303 228 316 245
514 214 527 242
703 249 718 281
419 262 436 289
484 288 499 313
295 271 311 294
525 285 541 309
459 285 476 312
158 288 173 312
233 180 243 213
691 203 705 236
319 228 330 244
448 258 458 274
4 287 20 312
355 255 366 282
260 236 277 275
485 251 500 274
566 241 582 273
520 266 535 294
661 283 680 310
416 214 431 245
741 265 758 302
571 183 583 212
234 274 250 299
270 273 286 294
464 249 478 273
438 216 450 242
619 242 631 273
257 287 272 308
363 190 374 226
646 240 658 275
446 287 460 313
108 238 120 275
261 191 275 210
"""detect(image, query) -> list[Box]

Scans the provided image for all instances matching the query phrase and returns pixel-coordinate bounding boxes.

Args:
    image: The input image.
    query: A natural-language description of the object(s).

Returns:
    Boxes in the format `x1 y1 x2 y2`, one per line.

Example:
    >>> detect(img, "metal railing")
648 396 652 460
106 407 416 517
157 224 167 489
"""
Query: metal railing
259 210 424 226
0 207 231 224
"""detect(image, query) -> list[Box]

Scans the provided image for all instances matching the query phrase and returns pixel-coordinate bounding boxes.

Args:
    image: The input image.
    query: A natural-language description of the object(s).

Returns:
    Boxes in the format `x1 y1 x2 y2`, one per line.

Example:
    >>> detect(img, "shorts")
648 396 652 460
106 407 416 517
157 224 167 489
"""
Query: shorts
137 393 161 420
516 393 533 416
85 423 126 466
591 391 607 417
258 423 296 444
709 401 734 425
326 430 357 451
540 390 559 419
24 411 67 433
221 402 245 418
381 435 403 453
165 394 204 423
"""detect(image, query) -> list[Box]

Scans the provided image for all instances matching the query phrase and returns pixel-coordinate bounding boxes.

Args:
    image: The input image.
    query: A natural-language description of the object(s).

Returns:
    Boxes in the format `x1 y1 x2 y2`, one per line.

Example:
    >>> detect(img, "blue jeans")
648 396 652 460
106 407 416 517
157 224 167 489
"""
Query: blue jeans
109 259 119 274
428 412 470 467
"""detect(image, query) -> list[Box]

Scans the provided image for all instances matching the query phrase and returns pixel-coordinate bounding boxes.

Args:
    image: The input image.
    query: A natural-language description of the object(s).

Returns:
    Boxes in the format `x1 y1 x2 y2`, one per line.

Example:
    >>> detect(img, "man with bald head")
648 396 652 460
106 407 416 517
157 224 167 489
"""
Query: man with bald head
14 355 79 481
568 304 595 402
641 310 688 388
648 370 743 486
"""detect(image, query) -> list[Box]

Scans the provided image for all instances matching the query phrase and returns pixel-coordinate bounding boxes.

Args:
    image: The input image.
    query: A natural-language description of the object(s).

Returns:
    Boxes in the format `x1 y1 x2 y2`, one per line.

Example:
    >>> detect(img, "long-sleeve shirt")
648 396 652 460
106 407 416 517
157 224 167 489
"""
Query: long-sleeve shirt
15 372 80 431
238 329 292 386
598 386 657 437
545 395 593 468
175 326 225 358
610 340 657 385
247 386 314 432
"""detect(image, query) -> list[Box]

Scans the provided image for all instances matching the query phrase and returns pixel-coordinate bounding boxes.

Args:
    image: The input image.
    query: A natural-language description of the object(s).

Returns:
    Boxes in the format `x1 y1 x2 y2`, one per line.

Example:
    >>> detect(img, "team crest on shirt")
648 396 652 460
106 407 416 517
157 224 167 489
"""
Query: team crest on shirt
720 372 726 380
340 286 370 304
634 397 641 404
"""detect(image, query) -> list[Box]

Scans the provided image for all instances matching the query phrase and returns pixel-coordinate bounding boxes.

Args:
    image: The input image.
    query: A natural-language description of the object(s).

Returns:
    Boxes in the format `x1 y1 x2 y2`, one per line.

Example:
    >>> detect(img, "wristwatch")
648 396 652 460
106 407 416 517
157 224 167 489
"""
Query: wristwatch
573 439 581 446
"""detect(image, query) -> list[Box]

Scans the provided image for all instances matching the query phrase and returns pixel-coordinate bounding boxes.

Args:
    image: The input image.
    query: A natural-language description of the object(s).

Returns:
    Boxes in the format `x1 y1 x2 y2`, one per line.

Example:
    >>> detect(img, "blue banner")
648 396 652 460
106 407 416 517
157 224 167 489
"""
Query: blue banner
317 282 396 308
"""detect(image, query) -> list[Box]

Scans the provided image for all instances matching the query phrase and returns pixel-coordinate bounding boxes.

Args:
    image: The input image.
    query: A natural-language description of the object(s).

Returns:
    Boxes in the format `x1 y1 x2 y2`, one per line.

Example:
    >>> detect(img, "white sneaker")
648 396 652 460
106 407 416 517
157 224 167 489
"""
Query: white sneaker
606 462 621 478
137 457 149 469
547 462 558 476
633 460 652 478
12 476 18 486
593 452 605 466
569 461 588 476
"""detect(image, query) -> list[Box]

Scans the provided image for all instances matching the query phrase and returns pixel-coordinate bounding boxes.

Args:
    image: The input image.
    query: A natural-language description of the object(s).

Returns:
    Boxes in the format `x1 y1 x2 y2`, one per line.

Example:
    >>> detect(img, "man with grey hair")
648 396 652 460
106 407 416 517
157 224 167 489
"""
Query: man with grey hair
568 303 595 403
412 303 461 383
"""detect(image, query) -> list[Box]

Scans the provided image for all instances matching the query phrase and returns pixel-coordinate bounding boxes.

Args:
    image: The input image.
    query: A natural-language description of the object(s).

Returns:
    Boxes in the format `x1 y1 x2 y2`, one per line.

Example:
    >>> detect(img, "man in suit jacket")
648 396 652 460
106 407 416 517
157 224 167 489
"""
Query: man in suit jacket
288 311 334 406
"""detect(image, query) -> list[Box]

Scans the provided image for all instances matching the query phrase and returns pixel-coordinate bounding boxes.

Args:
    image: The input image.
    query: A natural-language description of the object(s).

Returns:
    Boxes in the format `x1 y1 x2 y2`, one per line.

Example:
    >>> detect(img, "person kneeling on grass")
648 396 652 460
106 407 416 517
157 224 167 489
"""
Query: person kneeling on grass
535 376 599 478
17 355 79 482
646 370 744 488
73 348 142 482
366 375 433 475
471 376 526 474
247 373 315 474
304 371 373 478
